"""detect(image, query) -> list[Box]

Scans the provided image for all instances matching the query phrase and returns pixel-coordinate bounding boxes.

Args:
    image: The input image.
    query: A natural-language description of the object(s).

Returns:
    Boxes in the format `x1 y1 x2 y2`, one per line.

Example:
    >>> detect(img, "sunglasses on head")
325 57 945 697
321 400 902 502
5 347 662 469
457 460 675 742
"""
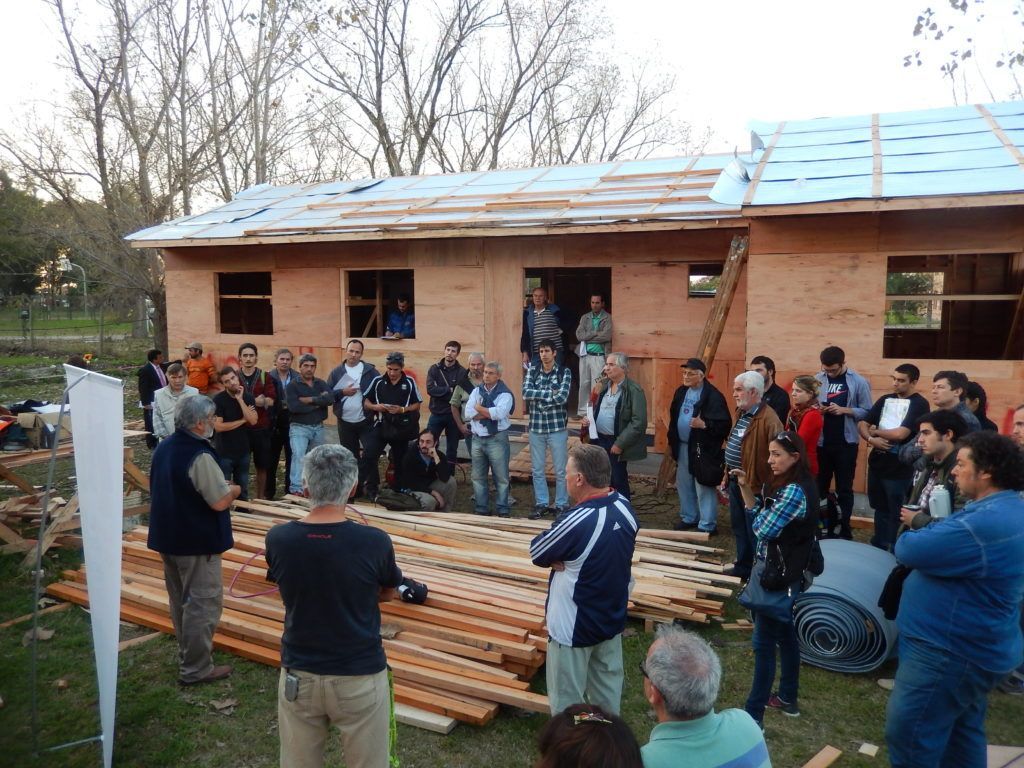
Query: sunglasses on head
774 432 798 449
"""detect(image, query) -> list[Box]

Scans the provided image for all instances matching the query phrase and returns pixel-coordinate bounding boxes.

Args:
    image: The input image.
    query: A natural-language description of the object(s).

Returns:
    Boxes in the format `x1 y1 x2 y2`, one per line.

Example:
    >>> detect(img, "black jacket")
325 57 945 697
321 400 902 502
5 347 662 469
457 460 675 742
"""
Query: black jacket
426 359 465 415
400 448 451 492
137 362 167 406
667 381 731 464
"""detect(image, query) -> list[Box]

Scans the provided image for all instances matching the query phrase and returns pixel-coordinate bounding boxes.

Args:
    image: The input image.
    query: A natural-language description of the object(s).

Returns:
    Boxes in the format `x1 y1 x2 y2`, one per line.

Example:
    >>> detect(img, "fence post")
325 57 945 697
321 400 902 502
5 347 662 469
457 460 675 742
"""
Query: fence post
29 304 35 350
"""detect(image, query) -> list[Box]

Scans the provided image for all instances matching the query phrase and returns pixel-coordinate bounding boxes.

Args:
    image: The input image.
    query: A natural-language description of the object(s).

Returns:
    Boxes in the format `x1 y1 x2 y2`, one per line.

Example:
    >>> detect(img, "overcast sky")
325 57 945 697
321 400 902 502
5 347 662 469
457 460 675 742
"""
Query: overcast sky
2 0 1017 156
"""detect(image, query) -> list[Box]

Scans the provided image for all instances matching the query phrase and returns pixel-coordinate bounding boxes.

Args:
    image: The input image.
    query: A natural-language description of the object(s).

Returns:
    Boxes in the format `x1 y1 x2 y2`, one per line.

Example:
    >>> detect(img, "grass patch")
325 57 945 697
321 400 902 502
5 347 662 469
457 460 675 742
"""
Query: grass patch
1 379 1021 765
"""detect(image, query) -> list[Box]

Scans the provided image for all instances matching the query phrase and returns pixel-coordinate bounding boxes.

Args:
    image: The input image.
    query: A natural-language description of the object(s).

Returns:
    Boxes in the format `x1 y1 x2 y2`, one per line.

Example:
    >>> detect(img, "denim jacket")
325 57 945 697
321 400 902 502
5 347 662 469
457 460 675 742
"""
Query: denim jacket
895 489 1024 673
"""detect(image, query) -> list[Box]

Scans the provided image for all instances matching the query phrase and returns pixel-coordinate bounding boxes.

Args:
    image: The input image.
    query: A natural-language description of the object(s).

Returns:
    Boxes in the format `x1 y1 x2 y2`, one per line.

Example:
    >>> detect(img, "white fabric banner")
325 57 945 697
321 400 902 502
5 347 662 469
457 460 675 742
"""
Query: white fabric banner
65 365 124 768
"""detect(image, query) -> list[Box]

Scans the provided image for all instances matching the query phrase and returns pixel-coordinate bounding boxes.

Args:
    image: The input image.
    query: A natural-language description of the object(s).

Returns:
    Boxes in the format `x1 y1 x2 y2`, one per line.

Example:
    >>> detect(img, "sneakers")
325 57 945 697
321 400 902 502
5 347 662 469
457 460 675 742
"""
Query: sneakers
997 675 1024 695
876 678 895 691
529 505 551 520
179 664 233 686
767 693 799 717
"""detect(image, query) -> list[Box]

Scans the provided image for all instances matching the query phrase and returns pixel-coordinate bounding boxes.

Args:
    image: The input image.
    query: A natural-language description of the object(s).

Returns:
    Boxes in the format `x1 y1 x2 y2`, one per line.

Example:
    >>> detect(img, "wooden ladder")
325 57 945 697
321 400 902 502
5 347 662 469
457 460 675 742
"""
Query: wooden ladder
696 234 749 367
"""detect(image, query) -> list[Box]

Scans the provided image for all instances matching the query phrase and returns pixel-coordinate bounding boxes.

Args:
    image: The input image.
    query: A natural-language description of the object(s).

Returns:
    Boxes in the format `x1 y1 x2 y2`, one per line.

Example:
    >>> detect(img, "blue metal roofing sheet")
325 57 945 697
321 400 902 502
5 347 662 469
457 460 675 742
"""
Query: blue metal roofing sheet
710 99 1024 208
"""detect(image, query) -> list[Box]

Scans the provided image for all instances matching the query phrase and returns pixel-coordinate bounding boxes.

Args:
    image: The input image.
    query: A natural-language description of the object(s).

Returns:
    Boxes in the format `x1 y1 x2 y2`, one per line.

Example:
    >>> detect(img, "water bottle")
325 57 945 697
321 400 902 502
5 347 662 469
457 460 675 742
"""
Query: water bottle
929 485 952 520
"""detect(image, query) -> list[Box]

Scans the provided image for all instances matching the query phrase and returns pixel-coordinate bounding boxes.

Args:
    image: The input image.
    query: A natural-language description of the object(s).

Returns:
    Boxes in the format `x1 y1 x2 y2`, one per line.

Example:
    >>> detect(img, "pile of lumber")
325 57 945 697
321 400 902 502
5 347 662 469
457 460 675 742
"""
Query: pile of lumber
46 498 739 730
0 493 75 556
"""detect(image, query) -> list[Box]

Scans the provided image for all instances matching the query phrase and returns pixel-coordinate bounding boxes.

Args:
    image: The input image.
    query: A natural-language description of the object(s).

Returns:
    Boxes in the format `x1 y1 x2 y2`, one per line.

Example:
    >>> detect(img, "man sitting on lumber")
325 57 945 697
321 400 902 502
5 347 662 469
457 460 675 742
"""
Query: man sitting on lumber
530 442 638 715
265 444 403 768
640 625 769 768
147 394 241 685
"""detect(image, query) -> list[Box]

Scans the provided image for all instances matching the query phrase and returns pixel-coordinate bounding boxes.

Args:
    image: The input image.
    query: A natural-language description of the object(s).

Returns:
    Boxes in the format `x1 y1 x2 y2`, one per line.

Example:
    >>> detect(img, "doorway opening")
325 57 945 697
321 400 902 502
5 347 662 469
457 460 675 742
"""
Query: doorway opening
524 267 612 415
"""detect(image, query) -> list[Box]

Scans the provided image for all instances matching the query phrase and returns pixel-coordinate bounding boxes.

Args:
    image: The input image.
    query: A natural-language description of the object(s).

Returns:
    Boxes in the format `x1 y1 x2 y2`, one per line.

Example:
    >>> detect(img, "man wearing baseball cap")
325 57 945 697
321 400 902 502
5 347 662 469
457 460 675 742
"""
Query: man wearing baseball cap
667 359 731 534
184 342 218 395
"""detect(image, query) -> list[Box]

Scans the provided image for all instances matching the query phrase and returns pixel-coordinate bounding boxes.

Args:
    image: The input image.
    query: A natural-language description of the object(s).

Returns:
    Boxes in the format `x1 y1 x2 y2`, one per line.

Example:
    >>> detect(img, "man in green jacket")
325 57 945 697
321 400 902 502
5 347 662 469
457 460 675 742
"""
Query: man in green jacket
582 352 647 500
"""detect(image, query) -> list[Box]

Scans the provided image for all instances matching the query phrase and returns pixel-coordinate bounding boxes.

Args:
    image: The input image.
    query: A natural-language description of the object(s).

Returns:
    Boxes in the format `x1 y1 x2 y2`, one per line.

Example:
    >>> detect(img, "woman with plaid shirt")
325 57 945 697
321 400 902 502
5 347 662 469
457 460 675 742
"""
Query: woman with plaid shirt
731 430 820 727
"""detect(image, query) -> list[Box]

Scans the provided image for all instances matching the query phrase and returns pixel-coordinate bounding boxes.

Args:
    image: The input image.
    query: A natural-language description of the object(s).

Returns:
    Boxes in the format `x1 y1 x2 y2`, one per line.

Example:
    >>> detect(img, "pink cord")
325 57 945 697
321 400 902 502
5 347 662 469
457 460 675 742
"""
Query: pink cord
228 548 280 598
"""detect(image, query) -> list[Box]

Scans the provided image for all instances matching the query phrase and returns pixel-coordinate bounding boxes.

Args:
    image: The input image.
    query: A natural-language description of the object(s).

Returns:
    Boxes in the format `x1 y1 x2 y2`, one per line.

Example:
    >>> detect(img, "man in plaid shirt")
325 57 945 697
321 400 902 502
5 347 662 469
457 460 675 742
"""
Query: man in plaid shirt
524 339 573 519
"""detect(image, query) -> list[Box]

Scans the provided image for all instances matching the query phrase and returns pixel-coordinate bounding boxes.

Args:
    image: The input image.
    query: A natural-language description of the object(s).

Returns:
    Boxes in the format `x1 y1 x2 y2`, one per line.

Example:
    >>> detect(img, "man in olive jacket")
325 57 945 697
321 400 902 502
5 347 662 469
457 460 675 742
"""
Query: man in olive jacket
582 352 647 500
668 358 731 534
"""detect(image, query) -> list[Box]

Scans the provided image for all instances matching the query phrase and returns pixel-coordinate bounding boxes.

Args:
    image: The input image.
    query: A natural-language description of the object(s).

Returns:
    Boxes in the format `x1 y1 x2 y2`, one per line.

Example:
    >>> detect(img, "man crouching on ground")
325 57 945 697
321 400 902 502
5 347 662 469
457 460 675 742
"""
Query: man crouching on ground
147 394 241 685
265 444 403 768
530 443 638 715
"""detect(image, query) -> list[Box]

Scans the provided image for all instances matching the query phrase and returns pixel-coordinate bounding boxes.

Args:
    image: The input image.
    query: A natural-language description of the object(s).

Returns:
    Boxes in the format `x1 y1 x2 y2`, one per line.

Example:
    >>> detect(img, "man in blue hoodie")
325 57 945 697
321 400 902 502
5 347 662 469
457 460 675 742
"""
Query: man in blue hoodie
886 431 1024 768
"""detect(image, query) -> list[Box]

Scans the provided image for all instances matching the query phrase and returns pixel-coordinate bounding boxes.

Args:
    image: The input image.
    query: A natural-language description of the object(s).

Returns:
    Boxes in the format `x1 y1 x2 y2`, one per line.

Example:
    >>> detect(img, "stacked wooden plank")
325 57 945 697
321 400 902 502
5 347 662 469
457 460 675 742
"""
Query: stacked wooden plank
46 499 739 728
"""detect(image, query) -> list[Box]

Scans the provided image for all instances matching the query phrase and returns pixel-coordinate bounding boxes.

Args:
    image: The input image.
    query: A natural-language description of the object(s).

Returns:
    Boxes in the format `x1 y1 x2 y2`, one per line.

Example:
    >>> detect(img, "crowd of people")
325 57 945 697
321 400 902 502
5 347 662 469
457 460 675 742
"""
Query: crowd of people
137 288 1024 768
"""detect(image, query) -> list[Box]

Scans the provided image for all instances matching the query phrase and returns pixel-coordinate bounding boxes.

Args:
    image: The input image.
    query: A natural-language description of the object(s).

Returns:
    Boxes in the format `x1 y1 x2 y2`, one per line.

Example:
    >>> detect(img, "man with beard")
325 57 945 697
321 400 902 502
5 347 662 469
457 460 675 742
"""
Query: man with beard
212 367 258 500
426 341 466 469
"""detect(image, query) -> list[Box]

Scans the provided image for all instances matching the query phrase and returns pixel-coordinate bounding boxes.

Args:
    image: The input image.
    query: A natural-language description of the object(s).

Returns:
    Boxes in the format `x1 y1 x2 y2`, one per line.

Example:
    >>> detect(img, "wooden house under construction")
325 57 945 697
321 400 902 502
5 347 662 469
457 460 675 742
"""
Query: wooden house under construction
129 100 1024 474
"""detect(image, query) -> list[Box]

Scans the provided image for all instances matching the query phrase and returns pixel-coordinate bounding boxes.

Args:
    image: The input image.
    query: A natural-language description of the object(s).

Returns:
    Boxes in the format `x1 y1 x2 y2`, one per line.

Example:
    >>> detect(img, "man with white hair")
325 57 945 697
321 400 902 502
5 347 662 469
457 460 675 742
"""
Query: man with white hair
266 444 403 768
581 352 648 500
722 371 783 578
147 394 241 685
641 625 770 768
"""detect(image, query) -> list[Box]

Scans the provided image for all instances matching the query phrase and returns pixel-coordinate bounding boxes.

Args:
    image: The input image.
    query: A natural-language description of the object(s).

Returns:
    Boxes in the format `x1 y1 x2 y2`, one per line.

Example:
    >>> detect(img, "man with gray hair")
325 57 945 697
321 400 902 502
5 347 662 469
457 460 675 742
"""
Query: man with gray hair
464 360 515 516
286 353 334 496
641 625 769 768
147 394 241 685
266 444 403 768
581 352 648 500
530 443 638 715
723 371 783 578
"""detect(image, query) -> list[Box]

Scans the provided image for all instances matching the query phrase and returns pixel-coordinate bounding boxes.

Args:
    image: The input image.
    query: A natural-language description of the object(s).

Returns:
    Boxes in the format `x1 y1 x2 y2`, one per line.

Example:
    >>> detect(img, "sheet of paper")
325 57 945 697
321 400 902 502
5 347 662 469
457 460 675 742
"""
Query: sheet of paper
879 398 910 430
586 404 598 440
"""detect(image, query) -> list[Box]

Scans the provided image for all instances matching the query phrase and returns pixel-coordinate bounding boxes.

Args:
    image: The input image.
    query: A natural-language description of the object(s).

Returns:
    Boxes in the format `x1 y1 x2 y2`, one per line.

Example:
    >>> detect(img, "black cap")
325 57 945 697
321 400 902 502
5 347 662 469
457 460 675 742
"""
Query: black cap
681 357 707 373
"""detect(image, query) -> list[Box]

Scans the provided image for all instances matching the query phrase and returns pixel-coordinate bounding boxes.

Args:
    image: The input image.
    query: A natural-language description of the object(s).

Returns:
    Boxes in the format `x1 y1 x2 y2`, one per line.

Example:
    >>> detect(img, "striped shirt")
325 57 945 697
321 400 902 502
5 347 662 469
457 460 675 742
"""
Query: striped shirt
523 364 572 433
725 403 760 469
530 308 563 352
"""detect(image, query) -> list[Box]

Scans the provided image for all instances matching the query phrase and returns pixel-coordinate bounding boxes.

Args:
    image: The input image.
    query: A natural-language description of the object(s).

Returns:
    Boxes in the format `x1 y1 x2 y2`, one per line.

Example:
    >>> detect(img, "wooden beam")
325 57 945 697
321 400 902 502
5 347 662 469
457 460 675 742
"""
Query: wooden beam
976 104 1024 169
0 601 72 630
695 235 749 368
744 191 1024 217
801 746 842 768
743 121 786 206
871 113 883 198
886 293 1018 302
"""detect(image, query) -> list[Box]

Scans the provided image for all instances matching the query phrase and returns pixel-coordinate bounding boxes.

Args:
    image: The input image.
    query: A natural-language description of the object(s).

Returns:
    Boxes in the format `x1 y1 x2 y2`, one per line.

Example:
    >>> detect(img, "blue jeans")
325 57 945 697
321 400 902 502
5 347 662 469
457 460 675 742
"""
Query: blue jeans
867 466 912 551
288 423 323 493
745 611 801 725
471 430 510 516
885 636 1007 768
528 429 568 508
594 434 630 499
218 454 250 501
427 412 462 467
728 478 756 576
676 446 719 531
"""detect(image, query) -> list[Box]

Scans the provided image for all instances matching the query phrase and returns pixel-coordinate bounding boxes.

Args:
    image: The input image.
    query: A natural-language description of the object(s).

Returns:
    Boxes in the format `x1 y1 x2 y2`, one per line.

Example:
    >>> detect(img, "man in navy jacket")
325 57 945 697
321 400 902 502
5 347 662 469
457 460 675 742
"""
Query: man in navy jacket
530 443 637 715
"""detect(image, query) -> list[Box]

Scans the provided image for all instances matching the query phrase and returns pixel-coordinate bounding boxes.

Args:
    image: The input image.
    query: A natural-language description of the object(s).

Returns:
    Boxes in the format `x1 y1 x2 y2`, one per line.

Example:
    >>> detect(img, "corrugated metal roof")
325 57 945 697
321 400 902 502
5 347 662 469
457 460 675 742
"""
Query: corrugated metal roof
709 100 1024 208
127 154 740 245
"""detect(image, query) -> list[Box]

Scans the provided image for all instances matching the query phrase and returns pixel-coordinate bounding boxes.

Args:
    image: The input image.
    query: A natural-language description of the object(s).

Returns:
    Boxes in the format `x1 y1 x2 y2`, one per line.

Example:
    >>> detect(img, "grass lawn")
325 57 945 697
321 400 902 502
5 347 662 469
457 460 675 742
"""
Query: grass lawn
0 307 133 337
1 354 1021 766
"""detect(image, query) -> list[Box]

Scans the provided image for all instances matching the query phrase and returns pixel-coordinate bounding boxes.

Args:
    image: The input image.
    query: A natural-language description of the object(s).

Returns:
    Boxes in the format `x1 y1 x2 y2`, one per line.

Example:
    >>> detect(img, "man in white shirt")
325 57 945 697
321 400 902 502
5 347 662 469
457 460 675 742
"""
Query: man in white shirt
464 361 515 517
326 340 380 490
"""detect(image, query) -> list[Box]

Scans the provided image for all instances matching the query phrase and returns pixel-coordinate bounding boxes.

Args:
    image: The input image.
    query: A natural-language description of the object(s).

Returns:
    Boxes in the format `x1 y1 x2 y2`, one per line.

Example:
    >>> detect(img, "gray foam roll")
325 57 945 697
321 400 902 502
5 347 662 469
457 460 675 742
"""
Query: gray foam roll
793 539 899 673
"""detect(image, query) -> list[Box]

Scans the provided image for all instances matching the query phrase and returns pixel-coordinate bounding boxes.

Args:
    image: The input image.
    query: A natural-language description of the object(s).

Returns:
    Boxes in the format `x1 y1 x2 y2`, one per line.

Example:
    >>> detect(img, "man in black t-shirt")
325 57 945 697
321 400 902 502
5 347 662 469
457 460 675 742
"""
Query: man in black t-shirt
360 351 422 498
212 367 257 500
857 363 930 551
266 444 403 768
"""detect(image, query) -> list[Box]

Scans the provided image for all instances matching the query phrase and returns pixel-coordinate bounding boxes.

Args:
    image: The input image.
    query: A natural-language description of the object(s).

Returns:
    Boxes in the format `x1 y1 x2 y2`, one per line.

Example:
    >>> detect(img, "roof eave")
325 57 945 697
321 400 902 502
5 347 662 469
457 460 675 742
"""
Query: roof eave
127 215 747 249
742 191 1024 217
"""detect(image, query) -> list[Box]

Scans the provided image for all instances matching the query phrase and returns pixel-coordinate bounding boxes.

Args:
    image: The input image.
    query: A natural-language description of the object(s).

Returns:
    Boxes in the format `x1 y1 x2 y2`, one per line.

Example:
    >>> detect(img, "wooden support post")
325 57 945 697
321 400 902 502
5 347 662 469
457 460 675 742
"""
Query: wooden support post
696 234 749 368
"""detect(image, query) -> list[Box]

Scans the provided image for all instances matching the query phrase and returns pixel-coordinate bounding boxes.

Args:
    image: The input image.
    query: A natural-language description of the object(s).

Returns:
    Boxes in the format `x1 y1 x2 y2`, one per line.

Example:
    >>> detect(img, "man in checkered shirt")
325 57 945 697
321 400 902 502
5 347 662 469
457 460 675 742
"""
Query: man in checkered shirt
524 339 573 519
